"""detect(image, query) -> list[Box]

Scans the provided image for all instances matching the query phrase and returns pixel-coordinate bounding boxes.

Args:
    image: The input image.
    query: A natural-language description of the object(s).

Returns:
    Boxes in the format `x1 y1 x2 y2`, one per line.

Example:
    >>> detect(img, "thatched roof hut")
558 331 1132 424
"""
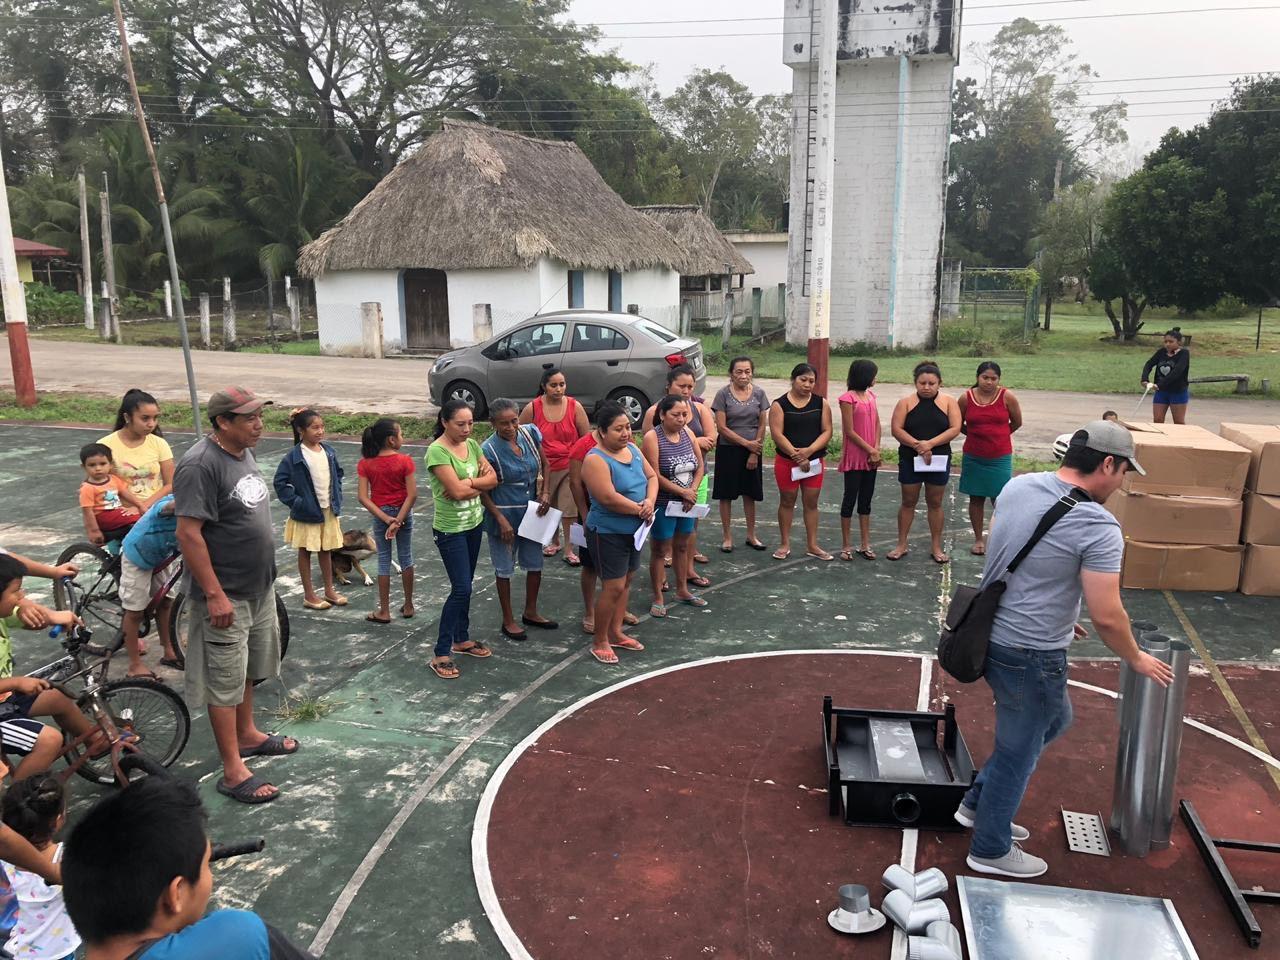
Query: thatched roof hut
298 121 684 278
634 205 754 277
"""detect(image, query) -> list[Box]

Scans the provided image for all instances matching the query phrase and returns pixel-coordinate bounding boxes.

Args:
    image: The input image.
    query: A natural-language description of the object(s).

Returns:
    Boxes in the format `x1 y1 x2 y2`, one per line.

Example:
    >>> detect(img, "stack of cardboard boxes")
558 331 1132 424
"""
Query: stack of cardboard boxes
1106 422 1251 592
1219 423 1280 596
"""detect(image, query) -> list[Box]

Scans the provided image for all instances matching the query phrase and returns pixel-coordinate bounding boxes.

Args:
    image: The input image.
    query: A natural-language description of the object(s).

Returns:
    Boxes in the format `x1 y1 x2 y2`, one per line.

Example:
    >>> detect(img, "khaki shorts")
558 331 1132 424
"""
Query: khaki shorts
118 556 171 612
184 590 281 708
547 468 578 519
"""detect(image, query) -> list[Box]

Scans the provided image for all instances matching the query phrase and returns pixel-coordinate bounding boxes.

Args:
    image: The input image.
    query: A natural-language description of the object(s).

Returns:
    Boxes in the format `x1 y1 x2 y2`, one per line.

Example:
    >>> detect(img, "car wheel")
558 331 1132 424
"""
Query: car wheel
607 387 648 428
444 380 487 418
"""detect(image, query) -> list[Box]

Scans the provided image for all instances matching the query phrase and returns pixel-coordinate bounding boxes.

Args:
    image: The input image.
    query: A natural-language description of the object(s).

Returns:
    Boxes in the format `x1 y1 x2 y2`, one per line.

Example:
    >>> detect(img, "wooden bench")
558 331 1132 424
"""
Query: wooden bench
1190 374 1250 394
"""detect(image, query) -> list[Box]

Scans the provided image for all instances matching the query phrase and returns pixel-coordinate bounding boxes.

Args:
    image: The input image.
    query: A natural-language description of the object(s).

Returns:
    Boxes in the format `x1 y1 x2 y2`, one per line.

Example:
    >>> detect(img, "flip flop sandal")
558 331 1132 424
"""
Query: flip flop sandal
366 613 392 624
840 549 855 561
772 548 791 560
677 595 708 607
693 553 710 564
581 620 595 634
971 545 986 556
590 647 619 664
650 603 668 618
501 625 528 641
688 575 711 588
622 611 640 626
401 605 416 619
452 642 492 658
564 554 582 567
431 659 460 680
127 669 160 681
720 544 734 553
543 543 561 557
159 657 183 670
613 638 645 651
932 553 951 564
886 551 910 562
521 616 559 630
303 598 331 610
217 774 278 804
856 549 877 560
239 733 299 758
747 539 767 551
806 550 835 561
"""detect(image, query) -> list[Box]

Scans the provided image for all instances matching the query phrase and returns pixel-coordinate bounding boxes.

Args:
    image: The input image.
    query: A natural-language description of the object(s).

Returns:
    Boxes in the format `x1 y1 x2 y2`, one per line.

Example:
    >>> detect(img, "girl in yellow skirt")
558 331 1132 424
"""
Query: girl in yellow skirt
273 407 348 610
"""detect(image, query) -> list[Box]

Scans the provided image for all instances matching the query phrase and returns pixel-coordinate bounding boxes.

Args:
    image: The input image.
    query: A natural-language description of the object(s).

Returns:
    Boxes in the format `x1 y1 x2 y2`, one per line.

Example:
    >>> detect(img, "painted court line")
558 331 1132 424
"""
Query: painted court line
891 654 934 960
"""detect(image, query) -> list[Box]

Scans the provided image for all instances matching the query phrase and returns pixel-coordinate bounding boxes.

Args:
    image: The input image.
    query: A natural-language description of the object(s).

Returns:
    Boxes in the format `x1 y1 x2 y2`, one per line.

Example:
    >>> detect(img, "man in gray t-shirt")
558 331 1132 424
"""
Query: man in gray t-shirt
174 387 297 805
958 421 1172 880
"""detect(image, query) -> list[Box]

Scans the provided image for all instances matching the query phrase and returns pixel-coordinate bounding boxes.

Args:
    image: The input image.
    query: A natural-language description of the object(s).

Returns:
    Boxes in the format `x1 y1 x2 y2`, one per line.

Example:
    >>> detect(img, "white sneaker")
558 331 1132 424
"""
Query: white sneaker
954 802 1030 841
966 843 1048 879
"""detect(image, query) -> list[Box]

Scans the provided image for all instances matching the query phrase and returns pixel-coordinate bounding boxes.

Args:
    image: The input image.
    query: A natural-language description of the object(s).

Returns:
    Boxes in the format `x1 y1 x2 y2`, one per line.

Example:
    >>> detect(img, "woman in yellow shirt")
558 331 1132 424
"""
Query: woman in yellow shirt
98 389 174 509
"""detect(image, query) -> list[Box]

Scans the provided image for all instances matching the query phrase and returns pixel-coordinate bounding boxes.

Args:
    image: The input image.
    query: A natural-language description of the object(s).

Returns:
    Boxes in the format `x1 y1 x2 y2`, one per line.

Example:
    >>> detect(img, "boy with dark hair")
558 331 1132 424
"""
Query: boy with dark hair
79 443 146 545
63 775 315 959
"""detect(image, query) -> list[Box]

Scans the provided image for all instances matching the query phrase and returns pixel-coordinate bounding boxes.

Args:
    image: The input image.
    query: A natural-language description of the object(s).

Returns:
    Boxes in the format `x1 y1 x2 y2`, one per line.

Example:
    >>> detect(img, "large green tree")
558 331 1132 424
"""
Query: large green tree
659 69 761 216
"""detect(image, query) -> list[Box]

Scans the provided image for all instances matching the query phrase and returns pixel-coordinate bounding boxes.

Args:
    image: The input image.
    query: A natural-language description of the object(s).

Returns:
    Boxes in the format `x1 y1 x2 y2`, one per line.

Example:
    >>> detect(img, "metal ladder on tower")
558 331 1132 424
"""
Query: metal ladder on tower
801 0 821 297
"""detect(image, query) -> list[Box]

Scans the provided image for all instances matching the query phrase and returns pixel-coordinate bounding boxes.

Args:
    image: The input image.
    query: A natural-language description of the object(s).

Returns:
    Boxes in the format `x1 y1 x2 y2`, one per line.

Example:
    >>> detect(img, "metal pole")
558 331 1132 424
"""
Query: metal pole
1150 640 1192 849
108 0 200 431
0 139 37 406
804 0 838 397
77 169 95 330
99 174 120 342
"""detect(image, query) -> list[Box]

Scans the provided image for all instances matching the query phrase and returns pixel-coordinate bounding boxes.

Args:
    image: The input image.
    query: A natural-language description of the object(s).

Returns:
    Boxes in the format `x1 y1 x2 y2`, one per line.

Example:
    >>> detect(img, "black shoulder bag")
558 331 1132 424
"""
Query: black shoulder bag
937 487 1090 682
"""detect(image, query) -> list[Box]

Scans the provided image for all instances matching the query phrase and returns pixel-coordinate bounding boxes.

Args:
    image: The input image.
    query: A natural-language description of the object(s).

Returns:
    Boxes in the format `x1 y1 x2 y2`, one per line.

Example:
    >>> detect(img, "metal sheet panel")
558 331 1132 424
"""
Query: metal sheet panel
956 876 1199 960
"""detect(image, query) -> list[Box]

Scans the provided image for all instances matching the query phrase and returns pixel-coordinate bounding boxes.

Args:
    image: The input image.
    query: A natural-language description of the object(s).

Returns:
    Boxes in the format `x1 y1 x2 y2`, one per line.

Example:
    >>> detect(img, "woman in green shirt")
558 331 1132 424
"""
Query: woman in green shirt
426 400 499 680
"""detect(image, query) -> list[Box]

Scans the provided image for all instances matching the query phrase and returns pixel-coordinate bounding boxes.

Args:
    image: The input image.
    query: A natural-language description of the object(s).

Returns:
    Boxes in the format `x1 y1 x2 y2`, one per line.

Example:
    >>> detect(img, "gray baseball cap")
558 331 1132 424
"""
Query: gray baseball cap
1069 420 1147 475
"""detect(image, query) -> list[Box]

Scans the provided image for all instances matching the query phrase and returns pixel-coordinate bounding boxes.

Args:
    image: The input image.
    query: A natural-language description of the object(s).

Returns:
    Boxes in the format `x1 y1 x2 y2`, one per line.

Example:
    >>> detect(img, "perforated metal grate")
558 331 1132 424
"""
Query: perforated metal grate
1062 809 1112 857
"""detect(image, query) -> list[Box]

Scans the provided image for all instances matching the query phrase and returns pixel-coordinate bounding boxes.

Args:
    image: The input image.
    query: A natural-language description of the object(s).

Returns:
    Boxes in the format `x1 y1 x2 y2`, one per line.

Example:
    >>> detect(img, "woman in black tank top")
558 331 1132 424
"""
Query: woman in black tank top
767 362 834 560
888 362 962 563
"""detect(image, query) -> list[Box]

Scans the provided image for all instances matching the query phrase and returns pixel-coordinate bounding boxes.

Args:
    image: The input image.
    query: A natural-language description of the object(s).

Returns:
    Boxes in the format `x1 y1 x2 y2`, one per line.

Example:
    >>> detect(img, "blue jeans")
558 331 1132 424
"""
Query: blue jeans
372 504 414 576
963 643 1073 858
434 526 483 658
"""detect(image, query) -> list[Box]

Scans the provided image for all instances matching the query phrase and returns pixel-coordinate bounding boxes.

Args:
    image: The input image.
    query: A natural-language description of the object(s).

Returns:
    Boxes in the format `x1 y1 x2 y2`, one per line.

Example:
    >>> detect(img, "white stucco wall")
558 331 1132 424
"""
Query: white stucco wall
724 234 789 297
446 266 543 342
315 270 405 356
618 267 681 330
785 56 953 349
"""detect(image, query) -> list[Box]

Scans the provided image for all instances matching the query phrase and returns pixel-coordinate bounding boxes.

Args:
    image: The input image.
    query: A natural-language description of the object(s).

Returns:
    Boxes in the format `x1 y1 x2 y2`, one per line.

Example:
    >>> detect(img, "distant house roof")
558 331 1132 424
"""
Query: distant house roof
634 205 754 277
297 120 684 277
721 231 788 244
13 237 69 258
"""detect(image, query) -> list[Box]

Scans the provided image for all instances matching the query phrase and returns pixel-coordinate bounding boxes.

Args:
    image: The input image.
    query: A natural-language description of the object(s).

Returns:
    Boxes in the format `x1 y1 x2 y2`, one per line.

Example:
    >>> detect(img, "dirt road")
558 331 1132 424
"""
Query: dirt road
4 335 1277 456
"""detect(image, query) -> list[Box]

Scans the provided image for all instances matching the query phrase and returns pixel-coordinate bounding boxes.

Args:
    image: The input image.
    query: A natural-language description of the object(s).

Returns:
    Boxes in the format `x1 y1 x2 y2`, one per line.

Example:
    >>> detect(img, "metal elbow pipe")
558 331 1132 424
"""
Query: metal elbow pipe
907 921 963 960
882 889 951 934
882 864 948 901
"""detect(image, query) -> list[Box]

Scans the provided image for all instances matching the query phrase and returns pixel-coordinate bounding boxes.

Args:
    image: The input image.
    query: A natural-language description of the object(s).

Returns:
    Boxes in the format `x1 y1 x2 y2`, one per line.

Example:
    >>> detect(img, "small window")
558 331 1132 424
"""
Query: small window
568 270 585 308
507 322 566 357
708 274 723 292
680 275 706 292
571 323 628 352
608 270 623 312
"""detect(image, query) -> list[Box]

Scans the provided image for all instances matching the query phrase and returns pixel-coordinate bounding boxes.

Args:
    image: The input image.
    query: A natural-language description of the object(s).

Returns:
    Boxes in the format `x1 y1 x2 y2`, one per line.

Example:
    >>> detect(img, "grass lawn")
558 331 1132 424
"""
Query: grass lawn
29 310 318 351
702 302 1280 398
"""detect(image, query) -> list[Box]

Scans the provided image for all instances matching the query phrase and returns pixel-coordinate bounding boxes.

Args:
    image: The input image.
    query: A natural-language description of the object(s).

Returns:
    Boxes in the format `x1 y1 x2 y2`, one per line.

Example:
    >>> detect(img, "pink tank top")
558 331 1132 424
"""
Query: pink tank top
838 389 879 471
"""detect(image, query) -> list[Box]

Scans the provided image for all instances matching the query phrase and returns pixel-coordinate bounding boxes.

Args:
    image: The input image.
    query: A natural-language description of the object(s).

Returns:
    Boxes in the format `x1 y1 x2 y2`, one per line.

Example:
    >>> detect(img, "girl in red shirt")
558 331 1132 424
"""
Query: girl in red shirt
356 418 417 623
519 368 589 565
958 361 1023 555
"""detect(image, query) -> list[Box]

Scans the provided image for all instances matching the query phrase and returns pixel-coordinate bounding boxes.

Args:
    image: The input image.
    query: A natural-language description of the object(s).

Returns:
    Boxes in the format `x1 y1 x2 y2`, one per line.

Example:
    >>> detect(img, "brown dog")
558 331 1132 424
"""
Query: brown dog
332 528 377 586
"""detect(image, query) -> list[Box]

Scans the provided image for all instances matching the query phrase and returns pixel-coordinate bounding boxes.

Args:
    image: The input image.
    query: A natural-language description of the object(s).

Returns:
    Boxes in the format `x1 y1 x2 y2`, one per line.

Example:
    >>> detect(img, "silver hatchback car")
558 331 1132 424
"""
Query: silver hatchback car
427 310 706 425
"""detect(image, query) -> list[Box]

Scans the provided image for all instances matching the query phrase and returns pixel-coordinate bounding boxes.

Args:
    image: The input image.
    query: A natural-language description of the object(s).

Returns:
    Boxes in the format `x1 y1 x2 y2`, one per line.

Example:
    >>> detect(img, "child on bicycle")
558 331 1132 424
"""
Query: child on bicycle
119 495 182 679
0 775 80 960
273 408 347 612
0 555 121 779
79 444 146 546
356 418 416 624
63 774 316 960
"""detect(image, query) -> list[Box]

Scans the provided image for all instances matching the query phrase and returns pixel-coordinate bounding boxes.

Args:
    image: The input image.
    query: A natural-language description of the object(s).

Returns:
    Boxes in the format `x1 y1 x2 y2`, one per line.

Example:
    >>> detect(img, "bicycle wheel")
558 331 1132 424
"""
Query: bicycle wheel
71 678 191 786
169 592 291 683
53 543 126 649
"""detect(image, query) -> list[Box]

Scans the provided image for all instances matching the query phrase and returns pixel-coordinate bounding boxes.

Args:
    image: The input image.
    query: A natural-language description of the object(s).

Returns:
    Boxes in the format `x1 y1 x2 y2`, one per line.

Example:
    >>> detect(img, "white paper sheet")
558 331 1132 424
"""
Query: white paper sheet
665 501 711 519
517 501 563 545
791 458 823 481
633 517 655 551
912 455 949 473
568 522 587 548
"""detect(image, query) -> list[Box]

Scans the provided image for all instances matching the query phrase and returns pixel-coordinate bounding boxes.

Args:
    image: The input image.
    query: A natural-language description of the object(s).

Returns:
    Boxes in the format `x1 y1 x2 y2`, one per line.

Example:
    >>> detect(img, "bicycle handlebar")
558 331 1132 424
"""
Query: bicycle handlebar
210 839 266 862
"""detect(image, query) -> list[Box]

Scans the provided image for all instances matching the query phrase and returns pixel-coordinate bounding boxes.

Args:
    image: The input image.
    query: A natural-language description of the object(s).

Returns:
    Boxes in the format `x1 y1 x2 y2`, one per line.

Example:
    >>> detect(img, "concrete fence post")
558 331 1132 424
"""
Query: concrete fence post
163 280 173 323
288 288 302 338
472 303 493 343
222 277 236 350
679 300 693 337
751 287 763 337
721 289 734 352
361 301 384 359
98 284 112 338
198 293 210 348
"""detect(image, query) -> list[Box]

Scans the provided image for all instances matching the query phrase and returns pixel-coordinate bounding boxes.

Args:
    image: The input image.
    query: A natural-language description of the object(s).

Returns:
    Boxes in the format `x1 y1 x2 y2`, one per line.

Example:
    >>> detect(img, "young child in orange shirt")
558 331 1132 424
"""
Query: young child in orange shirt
79 443 145 545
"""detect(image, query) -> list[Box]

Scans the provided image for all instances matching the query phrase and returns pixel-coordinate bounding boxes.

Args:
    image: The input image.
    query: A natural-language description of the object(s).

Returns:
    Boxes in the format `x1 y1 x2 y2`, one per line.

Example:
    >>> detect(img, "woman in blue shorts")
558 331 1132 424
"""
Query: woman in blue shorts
641 395 707 618
1142 327 1191 424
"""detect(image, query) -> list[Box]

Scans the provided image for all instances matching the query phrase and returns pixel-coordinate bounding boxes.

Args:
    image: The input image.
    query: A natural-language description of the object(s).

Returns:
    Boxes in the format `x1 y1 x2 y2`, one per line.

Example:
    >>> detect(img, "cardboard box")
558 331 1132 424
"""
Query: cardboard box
1239 543 1280 596
1241 492 1280 545
1120 541 1243 592
1105 489 1242 545
1219 423 1280 496
1119 422 1251 499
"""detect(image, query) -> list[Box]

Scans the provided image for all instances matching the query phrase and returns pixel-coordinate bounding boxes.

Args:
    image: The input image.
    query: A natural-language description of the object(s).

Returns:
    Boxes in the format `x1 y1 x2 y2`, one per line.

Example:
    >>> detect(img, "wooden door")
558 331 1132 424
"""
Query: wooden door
403 268 450 349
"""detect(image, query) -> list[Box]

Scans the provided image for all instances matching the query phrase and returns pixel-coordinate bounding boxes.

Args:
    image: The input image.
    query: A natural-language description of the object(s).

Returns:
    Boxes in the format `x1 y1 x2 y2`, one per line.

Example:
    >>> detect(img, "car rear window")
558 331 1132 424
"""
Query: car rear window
632 318 678 343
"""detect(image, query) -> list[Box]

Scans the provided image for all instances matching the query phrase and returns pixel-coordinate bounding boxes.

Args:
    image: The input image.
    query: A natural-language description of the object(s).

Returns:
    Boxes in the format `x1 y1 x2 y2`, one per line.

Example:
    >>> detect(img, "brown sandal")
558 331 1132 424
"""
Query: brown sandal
431 658 460 679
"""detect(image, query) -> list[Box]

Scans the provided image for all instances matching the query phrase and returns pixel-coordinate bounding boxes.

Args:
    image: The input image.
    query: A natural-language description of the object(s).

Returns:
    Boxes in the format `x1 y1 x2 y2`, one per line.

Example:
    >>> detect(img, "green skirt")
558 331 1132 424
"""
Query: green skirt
959 453 1013 499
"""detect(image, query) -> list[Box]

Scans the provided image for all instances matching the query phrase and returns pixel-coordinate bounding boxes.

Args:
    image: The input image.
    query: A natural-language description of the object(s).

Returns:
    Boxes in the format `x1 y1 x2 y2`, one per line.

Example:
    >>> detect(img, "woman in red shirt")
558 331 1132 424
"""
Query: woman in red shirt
958 362 1023 555
520 368 590 564
356 418 418 622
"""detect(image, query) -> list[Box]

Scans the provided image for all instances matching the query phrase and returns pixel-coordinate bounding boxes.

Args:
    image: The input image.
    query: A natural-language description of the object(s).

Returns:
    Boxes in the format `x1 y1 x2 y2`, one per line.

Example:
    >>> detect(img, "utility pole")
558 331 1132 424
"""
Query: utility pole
108 0 201 431
0 138 37 406
99 173 120 342
805 0 838 397
77 169 95 329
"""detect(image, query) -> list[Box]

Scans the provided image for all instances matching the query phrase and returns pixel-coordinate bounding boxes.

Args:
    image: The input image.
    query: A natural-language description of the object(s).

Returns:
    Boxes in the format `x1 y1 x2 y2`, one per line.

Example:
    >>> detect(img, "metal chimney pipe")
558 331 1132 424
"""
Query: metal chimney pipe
1149 640 1191 849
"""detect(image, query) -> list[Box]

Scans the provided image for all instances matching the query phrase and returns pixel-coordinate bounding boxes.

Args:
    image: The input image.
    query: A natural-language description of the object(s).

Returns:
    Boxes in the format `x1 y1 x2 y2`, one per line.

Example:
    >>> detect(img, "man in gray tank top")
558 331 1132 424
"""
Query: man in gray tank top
957 421 1173 878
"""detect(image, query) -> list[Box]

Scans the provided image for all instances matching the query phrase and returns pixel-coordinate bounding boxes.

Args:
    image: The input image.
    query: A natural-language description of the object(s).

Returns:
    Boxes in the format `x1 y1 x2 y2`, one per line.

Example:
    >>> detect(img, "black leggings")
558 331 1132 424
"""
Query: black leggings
840 469 877 518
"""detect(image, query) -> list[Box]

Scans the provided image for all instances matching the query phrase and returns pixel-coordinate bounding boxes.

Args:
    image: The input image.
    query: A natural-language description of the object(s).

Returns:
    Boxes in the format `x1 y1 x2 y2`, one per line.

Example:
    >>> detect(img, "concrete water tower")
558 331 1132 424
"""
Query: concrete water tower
784 0 961 350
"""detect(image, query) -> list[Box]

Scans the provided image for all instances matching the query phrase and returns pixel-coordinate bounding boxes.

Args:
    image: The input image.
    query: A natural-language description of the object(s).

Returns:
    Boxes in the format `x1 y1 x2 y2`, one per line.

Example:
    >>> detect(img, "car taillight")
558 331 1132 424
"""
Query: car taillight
664 352 687 367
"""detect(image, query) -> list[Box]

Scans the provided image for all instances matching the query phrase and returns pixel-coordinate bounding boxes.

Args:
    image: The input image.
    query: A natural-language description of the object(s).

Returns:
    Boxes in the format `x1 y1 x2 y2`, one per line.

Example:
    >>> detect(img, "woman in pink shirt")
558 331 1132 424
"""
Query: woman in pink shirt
837 360 883 560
